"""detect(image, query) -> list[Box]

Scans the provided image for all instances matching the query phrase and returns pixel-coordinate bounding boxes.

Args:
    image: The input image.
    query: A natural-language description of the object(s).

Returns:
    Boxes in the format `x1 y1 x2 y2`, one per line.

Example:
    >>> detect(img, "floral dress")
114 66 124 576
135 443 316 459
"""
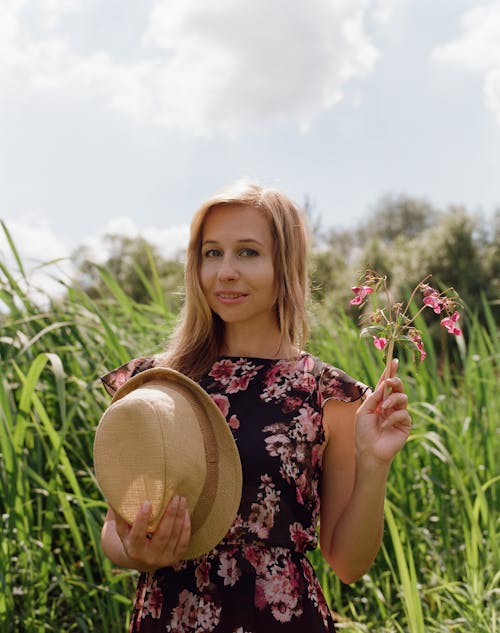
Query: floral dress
100 353 368 633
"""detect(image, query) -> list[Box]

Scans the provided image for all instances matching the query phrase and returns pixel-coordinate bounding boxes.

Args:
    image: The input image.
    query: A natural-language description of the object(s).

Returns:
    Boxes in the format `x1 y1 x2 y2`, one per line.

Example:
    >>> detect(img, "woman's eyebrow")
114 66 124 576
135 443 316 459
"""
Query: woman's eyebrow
202 238 265 246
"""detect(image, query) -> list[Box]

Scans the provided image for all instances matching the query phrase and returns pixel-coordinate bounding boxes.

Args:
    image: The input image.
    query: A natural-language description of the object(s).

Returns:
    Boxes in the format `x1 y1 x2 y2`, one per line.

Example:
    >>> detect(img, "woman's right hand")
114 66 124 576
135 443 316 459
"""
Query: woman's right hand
114 495 191 572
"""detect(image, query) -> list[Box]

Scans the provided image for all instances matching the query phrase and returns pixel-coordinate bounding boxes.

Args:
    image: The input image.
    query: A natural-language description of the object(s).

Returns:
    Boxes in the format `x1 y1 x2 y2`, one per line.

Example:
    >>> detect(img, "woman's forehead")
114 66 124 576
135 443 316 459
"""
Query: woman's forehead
202 204 271 242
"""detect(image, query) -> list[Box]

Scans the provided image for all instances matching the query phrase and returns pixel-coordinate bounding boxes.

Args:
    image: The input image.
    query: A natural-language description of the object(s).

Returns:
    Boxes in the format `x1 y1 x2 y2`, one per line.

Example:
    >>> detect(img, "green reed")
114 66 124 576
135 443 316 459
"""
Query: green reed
1 223 498 631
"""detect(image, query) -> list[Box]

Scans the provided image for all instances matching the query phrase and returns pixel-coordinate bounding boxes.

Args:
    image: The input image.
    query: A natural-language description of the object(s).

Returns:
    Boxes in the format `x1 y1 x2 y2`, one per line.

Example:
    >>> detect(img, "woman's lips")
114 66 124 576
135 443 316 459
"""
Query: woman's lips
215 292 248 304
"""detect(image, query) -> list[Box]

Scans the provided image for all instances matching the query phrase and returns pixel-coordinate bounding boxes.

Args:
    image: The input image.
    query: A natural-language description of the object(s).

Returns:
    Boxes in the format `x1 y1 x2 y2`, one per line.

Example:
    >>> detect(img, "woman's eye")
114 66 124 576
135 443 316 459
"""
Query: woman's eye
239 248 259 257
204 248 222 258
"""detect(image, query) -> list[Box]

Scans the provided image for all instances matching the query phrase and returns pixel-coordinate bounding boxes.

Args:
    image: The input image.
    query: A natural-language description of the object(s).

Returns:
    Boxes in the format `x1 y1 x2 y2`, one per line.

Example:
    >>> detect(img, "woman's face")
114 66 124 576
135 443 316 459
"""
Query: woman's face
200 204 278 331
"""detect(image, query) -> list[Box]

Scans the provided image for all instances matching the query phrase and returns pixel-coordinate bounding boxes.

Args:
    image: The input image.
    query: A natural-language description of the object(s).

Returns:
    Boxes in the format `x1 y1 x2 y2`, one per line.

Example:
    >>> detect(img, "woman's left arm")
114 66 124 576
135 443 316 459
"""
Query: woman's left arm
319 360 411 584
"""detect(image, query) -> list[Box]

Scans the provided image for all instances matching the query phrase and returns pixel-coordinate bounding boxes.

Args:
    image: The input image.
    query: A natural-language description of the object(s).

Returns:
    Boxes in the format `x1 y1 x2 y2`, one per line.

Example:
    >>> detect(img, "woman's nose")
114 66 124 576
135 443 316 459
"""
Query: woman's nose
217 255 239 281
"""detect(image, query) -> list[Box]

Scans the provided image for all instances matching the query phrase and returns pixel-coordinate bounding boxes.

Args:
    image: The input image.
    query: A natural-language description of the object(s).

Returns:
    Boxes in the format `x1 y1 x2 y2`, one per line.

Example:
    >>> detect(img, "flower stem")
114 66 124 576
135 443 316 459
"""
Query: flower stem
384 338 395 399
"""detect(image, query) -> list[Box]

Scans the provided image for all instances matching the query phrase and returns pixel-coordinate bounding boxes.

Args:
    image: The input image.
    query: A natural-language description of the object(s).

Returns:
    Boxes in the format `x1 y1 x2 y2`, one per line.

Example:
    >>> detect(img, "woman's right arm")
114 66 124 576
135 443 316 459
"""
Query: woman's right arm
101 497 191 572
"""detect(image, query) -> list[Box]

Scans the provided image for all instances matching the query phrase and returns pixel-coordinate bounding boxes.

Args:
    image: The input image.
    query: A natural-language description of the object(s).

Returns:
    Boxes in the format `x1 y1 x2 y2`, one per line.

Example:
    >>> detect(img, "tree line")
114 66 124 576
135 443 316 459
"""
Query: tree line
72 194 500 331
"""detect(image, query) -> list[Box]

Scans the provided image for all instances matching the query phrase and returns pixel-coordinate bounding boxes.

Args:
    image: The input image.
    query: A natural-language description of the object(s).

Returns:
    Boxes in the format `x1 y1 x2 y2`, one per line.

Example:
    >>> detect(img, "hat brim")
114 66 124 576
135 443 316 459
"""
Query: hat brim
100 367 242 560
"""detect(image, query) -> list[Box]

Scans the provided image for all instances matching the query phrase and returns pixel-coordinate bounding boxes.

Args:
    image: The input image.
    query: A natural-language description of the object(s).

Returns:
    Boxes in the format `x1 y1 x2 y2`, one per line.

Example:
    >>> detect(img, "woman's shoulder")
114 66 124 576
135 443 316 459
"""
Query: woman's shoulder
100 354 165 397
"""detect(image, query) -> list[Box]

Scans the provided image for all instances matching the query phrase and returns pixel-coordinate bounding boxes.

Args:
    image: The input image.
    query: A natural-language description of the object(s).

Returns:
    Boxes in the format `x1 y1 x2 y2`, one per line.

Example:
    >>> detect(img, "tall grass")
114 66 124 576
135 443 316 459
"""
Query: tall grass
1 228 499 631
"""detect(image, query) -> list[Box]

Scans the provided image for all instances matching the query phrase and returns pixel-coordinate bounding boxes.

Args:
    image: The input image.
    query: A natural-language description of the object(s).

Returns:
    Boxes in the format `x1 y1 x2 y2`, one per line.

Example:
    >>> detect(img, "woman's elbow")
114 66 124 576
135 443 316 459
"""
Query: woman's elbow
319 544 368 585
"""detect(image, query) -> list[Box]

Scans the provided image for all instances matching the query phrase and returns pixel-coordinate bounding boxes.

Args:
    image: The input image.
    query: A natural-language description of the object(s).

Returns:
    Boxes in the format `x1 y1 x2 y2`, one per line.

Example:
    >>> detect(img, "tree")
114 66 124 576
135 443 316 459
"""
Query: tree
72 234 185 309
357 194 438 244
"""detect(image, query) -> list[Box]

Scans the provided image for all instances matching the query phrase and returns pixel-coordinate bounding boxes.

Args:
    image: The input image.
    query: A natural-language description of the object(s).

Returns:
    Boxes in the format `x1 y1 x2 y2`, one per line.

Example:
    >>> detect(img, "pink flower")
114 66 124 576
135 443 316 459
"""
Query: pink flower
441 311 462 336
373 336 387 350
423 292 443 314
349 285 374 305
411 334 426 362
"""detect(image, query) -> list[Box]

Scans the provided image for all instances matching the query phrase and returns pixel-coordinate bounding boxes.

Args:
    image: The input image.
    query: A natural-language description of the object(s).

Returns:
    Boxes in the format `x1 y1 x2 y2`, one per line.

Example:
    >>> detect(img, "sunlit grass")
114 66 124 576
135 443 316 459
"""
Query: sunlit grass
1 226 499 631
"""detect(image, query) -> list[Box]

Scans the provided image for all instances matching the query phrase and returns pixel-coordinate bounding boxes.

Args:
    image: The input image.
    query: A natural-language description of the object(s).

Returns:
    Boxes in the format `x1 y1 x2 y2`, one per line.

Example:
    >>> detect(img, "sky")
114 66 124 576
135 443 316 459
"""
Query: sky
1 0 499 293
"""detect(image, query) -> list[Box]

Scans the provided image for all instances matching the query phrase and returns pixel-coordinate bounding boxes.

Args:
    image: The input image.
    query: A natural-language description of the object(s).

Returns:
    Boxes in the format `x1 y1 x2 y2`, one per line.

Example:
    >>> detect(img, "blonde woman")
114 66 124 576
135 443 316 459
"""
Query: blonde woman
100 182 411 632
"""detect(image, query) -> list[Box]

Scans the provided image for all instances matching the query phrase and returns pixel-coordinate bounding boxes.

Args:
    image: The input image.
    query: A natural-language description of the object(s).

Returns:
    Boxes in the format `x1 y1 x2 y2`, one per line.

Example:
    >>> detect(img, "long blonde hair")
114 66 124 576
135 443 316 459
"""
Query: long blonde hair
162 181 310 380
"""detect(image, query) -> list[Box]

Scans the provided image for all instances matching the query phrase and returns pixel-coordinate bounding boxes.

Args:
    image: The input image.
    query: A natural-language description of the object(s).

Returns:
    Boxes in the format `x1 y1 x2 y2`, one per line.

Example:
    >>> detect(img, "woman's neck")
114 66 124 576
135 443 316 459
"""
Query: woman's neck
220 324 297 359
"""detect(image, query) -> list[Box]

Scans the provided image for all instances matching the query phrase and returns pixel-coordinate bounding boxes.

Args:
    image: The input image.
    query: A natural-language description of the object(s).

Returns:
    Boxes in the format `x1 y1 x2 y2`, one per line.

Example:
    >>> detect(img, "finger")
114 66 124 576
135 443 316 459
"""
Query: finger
384 376 405 393
381 391 408 412
162 496 187 546
359 380 385 413
375 358 399 389
380 409 412 433
174 508 191 556
388 358 399 378
127 501 153 546
153 495 182 543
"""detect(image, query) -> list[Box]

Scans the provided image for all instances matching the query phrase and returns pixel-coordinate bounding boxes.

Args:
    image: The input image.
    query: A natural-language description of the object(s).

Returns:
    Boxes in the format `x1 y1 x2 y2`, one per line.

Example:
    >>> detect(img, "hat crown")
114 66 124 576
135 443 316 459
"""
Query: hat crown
94 367 242 559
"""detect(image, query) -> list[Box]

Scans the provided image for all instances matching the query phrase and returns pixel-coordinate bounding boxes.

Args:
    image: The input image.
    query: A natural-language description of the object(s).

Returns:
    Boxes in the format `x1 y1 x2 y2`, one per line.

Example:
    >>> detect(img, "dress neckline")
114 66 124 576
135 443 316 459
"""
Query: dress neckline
216 351 307 363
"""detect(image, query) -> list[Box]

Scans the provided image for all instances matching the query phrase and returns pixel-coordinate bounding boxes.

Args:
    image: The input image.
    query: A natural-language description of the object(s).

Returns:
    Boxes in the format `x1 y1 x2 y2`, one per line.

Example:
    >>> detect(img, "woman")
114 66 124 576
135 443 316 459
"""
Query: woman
100 181 411 632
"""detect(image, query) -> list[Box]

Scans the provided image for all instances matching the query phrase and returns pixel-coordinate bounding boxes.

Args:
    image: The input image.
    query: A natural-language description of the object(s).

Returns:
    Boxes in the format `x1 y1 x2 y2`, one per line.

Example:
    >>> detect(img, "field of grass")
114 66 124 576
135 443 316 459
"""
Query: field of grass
1 235 498 632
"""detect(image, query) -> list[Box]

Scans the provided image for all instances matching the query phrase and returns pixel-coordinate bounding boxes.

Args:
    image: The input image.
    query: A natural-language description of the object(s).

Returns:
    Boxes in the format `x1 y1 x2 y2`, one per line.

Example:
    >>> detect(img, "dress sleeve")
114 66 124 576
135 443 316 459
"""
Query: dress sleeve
318 363 370 408
100 356 159 397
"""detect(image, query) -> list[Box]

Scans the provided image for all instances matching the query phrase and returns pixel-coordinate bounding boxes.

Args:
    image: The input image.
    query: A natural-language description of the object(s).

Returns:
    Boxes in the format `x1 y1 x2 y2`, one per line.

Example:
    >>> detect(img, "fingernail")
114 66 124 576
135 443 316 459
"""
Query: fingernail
142 500 151 513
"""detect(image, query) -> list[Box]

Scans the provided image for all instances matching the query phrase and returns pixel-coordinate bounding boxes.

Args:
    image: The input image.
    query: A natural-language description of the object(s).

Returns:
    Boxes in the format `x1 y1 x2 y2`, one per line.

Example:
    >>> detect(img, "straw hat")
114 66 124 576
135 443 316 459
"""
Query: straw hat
94 367 242 560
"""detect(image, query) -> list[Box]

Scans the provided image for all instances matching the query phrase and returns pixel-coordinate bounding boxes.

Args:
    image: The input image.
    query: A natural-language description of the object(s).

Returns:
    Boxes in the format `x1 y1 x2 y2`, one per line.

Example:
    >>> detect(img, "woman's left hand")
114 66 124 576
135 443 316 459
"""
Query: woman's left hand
355 359 412 466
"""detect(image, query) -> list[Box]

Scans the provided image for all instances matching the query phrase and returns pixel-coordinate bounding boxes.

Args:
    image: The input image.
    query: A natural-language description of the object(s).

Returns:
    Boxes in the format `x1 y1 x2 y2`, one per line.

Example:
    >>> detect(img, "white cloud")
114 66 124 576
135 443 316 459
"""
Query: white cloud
432 1 500 125
0 215 189 304
80 217 190 264
370 0 398 25
0 216 70 264
0 0 381 137
0 215 74 304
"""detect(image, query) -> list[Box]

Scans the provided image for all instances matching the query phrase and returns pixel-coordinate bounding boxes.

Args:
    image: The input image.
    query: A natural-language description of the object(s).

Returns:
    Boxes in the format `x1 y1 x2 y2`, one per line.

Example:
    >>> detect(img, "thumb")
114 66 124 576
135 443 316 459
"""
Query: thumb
360 380 385 414
114 512 131 542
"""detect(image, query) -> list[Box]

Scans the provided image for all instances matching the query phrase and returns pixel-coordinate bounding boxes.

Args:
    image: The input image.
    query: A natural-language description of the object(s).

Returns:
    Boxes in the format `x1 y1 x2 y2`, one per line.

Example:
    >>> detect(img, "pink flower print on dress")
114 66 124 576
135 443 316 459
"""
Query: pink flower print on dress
441 311 462 336
282 395 303 413
228 414 240 429
260 558 302 622
289 521 315 553
349 285 374 305
292 373 316 394
209 359 237 384
244 544 266 574
264 432 290 460
296 405 321 442
144 581 163 620
195 559 211 591
217 554 242 587
247 475 281 539
166 589 221 633
301 559 330 628
300 354 315 372
322 381 345 401
210 393 229 417
311 443 323 469
254 578 267 610
227 373 252 393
